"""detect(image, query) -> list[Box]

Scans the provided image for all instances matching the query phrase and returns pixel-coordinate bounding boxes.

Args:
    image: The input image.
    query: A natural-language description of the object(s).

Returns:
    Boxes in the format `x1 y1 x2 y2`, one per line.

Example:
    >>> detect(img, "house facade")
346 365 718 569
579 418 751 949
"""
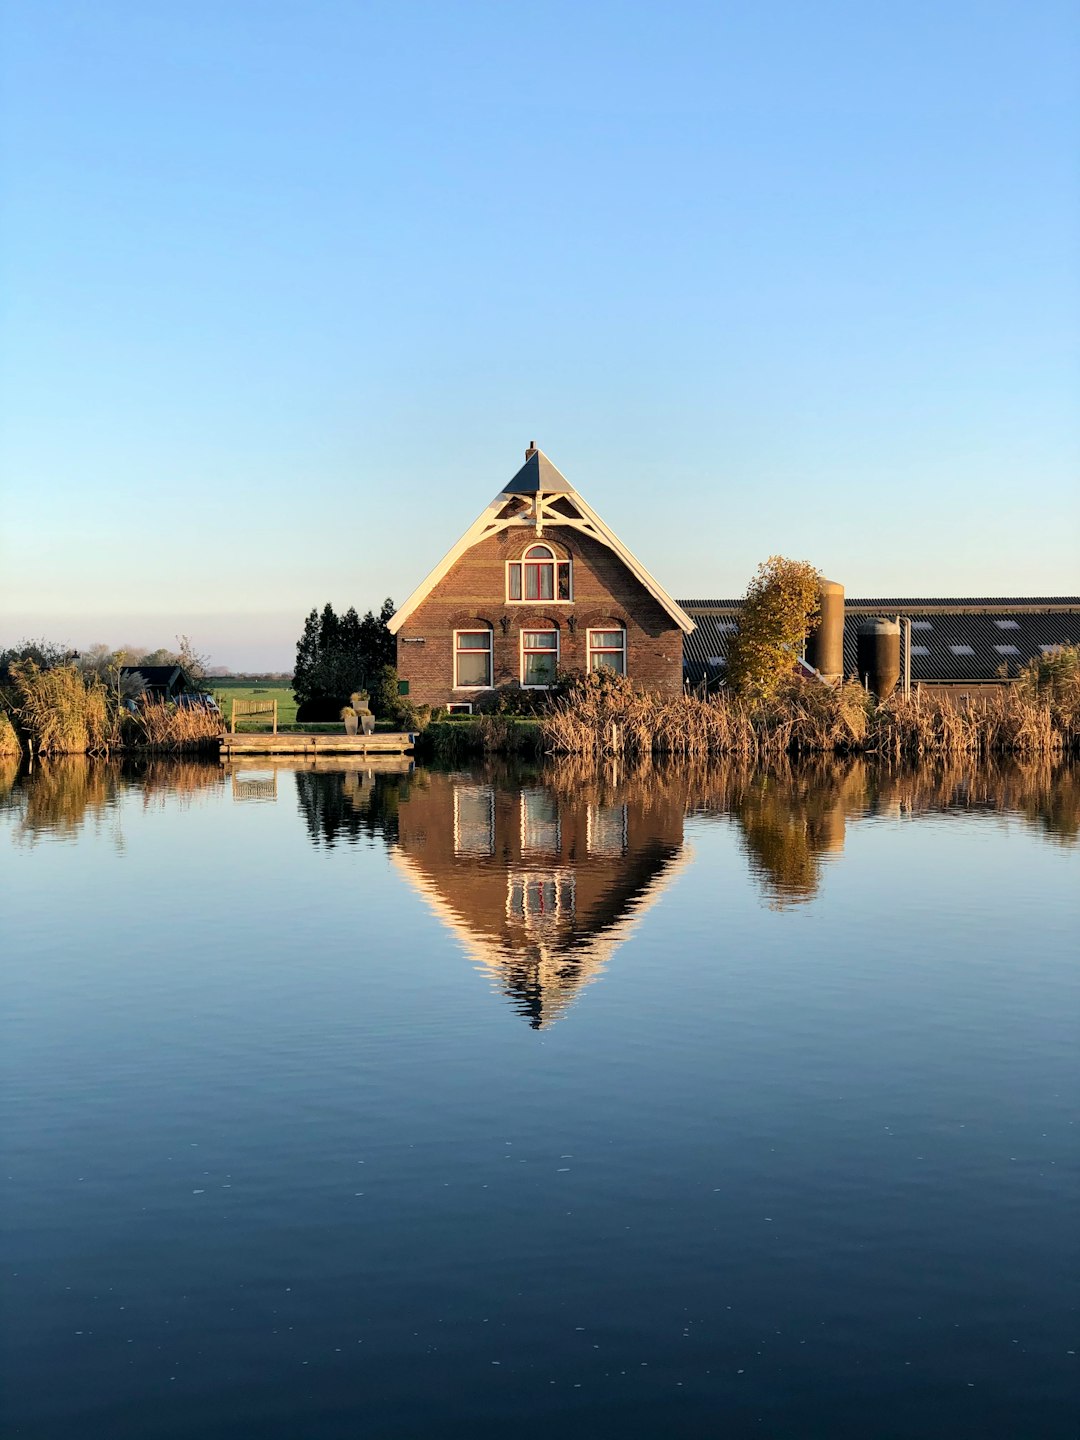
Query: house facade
389 446 694 709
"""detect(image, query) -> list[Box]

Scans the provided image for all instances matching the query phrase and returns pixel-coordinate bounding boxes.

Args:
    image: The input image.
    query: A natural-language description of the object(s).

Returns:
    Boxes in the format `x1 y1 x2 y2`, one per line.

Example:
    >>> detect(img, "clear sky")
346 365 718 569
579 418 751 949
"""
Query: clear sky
2 1 1077 670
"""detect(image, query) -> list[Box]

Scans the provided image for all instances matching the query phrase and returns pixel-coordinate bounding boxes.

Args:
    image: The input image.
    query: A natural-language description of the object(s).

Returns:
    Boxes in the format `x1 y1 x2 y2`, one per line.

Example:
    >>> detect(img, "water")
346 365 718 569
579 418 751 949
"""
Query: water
2 755 1077 1439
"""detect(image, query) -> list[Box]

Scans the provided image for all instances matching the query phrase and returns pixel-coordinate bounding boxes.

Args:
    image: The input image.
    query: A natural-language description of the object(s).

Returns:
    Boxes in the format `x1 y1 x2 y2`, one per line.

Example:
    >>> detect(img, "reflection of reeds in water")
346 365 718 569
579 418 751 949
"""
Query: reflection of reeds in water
0 756 22 804
7 758 120 841
539 753 1079 906
127 759 226 809
3 757 226 841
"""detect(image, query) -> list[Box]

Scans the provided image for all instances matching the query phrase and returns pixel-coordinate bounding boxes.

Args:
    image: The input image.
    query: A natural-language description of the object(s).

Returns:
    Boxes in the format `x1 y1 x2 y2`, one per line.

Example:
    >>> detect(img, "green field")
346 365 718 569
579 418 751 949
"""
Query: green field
210 681 299 727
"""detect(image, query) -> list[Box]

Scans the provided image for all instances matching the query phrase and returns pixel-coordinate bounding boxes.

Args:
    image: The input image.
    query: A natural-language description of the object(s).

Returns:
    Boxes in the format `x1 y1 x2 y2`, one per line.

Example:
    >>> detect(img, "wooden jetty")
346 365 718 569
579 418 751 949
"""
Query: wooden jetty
218 731 416 761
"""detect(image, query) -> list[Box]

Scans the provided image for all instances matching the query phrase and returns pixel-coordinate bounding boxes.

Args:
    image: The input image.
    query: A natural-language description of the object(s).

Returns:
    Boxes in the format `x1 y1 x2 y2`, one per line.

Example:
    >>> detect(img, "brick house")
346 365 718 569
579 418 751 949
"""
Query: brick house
389 445 694 709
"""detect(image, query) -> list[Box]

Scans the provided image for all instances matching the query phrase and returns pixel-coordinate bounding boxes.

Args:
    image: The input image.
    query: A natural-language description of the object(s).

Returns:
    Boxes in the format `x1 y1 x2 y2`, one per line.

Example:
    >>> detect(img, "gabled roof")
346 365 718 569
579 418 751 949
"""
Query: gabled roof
119 664 184 689
503 449 573 494
389 448 694 635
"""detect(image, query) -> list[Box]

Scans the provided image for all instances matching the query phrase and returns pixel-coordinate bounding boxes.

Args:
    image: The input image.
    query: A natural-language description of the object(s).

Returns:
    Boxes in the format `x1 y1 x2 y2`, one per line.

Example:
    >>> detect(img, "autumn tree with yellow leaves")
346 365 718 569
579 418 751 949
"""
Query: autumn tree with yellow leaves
725 556 822 702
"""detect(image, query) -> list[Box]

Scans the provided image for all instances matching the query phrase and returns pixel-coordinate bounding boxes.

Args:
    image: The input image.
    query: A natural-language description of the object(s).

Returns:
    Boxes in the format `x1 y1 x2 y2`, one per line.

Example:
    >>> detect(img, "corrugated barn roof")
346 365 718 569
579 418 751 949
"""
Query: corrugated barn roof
679 598 1080 685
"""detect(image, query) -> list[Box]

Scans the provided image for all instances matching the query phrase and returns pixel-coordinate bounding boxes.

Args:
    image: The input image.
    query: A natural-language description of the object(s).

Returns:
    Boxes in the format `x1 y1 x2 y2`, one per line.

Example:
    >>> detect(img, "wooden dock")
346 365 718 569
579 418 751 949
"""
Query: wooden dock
218 731 416 760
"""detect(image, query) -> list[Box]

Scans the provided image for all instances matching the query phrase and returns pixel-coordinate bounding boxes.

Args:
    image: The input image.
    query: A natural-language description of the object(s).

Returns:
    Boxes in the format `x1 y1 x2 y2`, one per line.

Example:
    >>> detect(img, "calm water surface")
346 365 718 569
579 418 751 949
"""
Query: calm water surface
2 756 1077 1439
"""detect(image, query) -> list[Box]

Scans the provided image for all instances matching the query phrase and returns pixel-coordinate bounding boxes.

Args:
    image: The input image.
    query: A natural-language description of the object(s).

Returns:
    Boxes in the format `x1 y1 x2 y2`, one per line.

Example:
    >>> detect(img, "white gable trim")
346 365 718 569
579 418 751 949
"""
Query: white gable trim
389 488 695 635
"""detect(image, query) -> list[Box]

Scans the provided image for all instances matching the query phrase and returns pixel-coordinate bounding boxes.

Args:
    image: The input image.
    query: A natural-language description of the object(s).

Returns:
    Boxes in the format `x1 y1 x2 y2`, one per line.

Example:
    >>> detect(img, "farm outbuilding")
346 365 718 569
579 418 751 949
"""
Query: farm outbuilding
680 597 1080 693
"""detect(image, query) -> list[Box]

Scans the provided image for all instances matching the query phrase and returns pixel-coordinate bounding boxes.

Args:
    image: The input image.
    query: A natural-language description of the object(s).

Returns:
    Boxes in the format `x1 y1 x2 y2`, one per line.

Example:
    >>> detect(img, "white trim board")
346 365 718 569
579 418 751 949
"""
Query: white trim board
388 452 695 636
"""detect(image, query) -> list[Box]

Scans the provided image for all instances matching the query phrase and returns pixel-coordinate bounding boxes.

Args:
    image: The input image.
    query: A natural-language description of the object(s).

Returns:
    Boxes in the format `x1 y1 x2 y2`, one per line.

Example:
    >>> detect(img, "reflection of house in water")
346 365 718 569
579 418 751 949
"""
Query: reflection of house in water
392 771 689 1027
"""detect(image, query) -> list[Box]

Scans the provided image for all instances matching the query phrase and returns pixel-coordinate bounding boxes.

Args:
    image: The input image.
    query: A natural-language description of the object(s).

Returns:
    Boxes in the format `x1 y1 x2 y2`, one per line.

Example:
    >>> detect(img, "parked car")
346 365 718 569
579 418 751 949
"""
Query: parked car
176 693 221 714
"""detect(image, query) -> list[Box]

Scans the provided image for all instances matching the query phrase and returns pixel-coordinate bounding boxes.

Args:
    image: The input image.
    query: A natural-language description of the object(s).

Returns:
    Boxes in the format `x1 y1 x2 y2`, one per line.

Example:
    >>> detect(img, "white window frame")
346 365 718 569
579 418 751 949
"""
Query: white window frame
520 627 559 689
453 784 495 856
445 702 473 714
586 802 628 856
453 628 493 690
506 869 576 930
519 789 561 854
587 626 627 675
505 544 573 604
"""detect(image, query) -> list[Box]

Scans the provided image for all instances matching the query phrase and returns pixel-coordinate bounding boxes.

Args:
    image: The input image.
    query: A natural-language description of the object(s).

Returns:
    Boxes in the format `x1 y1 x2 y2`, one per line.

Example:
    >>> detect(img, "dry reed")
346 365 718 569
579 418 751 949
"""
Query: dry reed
542 672 1075 760
6 661 114 754
0 711 21 757
123 700 222 752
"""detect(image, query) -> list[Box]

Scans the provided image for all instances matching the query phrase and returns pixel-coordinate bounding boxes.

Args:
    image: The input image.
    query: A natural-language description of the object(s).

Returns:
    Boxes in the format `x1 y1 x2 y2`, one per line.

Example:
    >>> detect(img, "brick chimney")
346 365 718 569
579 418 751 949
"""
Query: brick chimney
525 440 538 459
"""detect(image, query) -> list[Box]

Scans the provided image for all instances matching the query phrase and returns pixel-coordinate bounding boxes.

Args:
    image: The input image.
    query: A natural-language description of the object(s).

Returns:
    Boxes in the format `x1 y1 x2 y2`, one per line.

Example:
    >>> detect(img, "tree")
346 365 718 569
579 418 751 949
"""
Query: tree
725 557 822 702
292 599 396 716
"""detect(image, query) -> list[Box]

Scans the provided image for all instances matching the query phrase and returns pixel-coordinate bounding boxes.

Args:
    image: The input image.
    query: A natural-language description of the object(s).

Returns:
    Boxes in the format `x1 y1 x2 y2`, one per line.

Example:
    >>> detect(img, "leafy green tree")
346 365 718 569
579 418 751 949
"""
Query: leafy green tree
725 557 822 702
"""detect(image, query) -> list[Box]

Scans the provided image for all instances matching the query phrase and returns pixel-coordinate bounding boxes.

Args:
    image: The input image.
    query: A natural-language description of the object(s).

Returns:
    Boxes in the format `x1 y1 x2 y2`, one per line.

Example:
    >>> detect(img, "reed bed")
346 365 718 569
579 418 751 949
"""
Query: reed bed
4 661 114 755
542 672 1076 760
0 710 21 757
872 688 1064 759
122 701 222 753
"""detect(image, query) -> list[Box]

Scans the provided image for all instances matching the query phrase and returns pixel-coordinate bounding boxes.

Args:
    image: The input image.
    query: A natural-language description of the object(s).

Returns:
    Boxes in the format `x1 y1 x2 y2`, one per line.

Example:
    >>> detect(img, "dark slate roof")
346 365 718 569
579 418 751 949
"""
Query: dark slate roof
119 664 184 690
679 598 1080 685
503 449 573 495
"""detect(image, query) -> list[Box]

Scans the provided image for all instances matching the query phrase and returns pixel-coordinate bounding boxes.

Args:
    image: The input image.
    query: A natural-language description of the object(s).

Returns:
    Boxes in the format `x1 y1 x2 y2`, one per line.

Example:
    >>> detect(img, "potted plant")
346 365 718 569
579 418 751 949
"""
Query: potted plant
340 704 359 736
351 690 375 736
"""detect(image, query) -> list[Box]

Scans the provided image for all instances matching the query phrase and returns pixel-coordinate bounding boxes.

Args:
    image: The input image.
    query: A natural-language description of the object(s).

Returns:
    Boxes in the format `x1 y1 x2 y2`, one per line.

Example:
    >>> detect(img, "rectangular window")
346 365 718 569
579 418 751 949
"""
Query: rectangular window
588 628 626 675
508 563 522 600
522 629 558 687
587 803 628 856
525 564 553 600
521 790 560 852
455 630 492 688
557 562 571 600
507 871 575 927
454 785 495 856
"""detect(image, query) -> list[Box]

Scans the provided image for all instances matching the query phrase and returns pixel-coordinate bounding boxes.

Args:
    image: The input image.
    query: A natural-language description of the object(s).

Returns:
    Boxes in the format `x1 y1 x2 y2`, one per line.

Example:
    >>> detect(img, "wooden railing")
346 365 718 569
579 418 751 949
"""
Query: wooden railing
230 698 278 734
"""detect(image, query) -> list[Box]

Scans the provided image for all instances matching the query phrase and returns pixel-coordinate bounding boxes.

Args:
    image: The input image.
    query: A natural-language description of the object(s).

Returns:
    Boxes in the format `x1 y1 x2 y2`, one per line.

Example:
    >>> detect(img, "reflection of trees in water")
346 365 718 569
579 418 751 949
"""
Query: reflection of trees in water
726 760 862 907
294 767 417 849
540 754 1079 906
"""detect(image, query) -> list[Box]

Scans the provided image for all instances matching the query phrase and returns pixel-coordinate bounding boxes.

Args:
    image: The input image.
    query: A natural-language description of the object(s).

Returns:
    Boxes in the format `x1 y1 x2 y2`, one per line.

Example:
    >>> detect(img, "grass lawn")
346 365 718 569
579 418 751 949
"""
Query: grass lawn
209 681 298 727
208 680 401 733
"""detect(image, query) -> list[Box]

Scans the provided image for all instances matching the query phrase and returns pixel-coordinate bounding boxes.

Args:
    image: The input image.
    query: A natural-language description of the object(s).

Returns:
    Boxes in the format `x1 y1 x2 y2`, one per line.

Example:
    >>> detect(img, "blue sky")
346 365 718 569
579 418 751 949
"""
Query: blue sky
2 0 1077 669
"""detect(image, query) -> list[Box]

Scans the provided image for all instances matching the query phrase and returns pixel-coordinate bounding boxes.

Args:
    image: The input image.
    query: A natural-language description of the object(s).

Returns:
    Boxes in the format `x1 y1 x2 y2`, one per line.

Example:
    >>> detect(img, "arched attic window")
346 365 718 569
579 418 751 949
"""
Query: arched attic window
507 544 572 603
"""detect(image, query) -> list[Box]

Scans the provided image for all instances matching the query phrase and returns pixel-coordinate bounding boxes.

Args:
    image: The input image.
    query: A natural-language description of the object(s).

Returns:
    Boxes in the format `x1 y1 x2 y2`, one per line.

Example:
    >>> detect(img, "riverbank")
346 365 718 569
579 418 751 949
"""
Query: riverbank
539 671 1080 759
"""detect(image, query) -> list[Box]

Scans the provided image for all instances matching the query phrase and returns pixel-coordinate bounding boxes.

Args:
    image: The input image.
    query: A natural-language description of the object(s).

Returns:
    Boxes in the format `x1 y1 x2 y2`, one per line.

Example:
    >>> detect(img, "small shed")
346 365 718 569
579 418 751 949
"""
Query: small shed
119 664 193 701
